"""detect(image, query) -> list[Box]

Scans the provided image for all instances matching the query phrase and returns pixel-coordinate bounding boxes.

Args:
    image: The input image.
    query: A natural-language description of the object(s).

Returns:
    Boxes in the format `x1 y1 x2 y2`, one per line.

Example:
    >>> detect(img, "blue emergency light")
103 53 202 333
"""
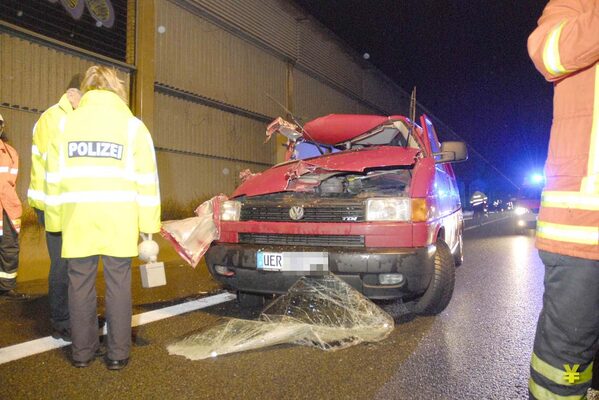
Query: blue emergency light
531 173 544 184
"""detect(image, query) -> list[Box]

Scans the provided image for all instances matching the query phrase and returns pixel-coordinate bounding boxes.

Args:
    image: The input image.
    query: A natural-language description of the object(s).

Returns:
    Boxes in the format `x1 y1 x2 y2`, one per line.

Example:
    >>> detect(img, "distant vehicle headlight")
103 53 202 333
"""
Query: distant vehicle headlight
221 200 241 221
365 198 411 221
514 207 528 216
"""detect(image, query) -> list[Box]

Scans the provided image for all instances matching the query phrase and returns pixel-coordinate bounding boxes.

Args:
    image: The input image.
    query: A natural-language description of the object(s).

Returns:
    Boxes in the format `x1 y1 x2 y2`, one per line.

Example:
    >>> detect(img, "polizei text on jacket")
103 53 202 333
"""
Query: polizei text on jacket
68 141 124 160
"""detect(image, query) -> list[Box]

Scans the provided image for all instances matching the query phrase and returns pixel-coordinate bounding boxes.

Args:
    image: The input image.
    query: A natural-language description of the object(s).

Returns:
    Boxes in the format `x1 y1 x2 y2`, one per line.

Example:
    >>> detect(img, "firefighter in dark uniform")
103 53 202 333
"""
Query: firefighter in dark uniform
527 1 599 398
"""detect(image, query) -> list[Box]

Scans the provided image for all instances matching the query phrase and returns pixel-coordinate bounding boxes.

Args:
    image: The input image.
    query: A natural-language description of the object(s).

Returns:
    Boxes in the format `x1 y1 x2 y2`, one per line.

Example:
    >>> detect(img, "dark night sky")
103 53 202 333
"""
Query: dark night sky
294 0 553 194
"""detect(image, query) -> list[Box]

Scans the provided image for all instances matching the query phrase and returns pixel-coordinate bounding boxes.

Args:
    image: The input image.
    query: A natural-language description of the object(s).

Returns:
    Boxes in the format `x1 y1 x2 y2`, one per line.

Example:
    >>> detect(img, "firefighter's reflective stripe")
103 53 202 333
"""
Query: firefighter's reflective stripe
0 167 18 175
529 378 586 400
537 221 599 245
581 66 599 193
541 191 599 210
45 191 160 206
0 219 20 236
0 271 16 279
543 21 569 77
531 353 593 387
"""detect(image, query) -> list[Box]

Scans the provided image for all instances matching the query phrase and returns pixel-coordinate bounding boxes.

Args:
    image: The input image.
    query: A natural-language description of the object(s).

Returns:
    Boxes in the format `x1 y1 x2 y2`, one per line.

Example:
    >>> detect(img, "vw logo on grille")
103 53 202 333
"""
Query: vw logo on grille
289 206 305 220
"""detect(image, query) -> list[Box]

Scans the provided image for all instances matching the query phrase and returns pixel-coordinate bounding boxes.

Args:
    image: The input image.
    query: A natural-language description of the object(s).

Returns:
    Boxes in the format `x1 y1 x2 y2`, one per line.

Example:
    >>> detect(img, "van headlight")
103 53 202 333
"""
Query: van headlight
221 200 241 221
365 198 411 221
514 206 528 216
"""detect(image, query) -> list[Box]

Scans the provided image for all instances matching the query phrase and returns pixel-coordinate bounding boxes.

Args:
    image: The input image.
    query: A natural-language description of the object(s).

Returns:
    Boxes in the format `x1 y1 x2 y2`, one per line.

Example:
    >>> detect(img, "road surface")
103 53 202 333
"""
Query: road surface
0 213 549 399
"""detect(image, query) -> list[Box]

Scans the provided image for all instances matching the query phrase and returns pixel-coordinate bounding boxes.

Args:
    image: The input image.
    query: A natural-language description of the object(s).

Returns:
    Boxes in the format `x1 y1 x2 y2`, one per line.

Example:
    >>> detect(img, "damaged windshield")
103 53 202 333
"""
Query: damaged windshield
284 168 412 198
351 122 419 149
295 121 419 160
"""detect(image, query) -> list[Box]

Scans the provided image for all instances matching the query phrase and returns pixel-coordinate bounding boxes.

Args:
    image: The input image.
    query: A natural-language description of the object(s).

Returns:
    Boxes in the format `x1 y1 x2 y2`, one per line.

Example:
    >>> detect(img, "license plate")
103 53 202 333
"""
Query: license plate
256 251 328 272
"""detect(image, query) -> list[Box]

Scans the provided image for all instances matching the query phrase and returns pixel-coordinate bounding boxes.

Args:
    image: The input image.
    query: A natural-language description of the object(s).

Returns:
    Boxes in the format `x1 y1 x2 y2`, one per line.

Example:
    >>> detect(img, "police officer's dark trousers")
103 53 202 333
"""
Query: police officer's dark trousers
68 255 132 362
529 250 599 399
35 208 69 330
0 210 19 291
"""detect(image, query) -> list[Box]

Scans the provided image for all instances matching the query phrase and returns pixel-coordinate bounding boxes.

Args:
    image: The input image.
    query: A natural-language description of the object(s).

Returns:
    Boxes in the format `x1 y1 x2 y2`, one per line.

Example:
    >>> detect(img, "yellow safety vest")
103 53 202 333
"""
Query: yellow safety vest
44 90 161 258
28 94 74 210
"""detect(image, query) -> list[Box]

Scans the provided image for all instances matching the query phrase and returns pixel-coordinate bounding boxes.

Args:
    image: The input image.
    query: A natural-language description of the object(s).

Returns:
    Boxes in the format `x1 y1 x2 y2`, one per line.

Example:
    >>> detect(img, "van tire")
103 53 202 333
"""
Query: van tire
237 291 265 308
453 233 464 267
411 239 455 316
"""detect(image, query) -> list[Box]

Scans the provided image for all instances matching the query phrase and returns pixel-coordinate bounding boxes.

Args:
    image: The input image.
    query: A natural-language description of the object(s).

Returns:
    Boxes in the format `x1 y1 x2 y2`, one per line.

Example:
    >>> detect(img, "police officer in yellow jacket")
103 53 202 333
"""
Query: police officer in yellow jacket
29 86 81 340
44 66 161 370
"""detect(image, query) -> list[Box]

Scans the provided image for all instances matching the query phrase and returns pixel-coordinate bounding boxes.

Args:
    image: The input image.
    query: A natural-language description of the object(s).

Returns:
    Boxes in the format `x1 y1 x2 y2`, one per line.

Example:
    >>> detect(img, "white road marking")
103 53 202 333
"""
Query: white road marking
0 292 236 365
464 215 512 231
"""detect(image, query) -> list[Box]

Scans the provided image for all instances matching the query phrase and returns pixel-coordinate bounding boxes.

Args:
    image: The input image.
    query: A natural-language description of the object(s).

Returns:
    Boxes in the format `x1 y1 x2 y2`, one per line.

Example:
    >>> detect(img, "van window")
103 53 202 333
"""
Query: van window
352 121 420 148
424 118 441 153
295 142 338 160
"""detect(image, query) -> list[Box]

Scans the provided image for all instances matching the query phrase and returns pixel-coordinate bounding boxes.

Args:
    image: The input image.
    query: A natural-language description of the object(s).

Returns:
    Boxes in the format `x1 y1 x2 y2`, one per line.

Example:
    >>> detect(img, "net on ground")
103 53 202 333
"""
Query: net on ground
167 274 394 360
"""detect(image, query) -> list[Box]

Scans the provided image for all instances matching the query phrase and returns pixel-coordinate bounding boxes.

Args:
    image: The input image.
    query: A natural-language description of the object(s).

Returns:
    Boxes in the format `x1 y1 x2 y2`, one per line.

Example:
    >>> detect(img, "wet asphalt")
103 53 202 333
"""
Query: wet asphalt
0 214 545 399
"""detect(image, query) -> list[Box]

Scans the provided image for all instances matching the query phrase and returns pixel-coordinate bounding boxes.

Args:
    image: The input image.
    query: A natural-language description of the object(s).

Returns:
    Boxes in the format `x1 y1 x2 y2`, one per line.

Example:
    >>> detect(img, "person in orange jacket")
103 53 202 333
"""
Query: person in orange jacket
527 1 598 399
0 114 29 300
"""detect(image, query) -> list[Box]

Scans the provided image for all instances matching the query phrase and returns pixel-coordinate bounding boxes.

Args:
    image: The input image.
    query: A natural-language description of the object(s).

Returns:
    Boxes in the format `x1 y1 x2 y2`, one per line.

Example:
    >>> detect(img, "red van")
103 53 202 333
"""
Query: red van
206 114 468 315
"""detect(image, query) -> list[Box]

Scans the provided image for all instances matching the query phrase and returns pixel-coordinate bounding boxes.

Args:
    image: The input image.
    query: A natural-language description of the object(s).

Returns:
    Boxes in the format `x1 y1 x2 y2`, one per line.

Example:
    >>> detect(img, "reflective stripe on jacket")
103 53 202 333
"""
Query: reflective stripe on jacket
28 94 74 210
44 90 161 258
0 142 22 236
527 0 599 260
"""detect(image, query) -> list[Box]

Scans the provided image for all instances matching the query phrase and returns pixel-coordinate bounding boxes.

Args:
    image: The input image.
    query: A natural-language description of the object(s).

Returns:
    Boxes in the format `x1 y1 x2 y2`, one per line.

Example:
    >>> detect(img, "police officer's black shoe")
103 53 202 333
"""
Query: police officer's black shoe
51 327 72 342
105 357 129 371
0 289 30 301
72 358 93 368
71 347 106 368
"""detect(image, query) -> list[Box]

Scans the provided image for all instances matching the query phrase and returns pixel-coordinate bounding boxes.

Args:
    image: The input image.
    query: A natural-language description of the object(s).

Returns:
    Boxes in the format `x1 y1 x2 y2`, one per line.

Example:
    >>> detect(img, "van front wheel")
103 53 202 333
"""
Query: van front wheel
410 239 456 316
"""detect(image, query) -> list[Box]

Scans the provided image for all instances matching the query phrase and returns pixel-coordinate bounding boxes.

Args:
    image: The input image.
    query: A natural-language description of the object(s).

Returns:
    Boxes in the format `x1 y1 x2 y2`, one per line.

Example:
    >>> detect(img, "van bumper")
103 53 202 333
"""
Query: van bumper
205 244 436 300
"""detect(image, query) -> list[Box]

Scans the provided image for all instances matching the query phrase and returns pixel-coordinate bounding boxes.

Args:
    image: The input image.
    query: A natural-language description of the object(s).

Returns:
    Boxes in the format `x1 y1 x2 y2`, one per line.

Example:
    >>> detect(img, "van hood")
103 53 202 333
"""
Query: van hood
233 146 420 198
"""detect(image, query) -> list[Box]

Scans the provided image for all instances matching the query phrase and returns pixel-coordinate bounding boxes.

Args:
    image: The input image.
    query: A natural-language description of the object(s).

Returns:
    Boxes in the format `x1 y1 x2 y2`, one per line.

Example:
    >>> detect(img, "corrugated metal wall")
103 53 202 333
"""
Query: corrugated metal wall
153 94 273 204
0 31 131 203
363 69 410 116
1 33 99 111
293 69 360 121
154 0 282 204
156 0 287 117
297 21 364 97
154 93 272 166
177 0 298 59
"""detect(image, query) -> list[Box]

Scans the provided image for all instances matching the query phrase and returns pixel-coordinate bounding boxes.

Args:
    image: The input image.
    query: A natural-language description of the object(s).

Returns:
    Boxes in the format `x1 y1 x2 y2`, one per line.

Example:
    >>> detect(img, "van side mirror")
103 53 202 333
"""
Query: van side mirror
434 141 468 163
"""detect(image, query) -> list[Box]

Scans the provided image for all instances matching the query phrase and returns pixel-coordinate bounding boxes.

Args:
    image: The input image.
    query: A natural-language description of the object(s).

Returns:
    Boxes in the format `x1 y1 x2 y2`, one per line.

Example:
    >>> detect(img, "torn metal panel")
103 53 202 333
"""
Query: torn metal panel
160 195 227 267
239 169 262 183
233 147 419 198
167 274 394 360
265 117 302 143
